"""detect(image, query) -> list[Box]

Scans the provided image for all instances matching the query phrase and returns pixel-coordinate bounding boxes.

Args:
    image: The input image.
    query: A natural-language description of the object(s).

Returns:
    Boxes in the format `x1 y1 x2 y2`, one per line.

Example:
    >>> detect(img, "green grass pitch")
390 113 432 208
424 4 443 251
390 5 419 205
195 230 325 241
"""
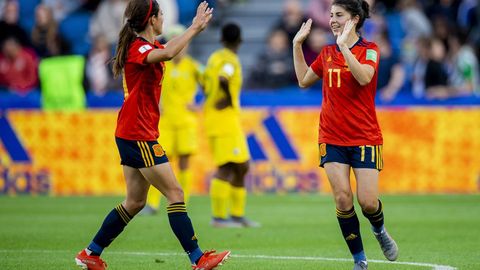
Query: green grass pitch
0 194 479 269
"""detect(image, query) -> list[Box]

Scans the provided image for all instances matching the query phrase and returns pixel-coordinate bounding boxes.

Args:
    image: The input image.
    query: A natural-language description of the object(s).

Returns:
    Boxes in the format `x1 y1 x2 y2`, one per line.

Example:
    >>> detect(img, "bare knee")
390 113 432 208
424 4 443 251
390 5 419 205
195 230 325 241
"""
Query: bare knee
165 186 185 204
334 191 353 210
358 197 378 213
231 162 249 187
237 162 249 176
124 198 147 215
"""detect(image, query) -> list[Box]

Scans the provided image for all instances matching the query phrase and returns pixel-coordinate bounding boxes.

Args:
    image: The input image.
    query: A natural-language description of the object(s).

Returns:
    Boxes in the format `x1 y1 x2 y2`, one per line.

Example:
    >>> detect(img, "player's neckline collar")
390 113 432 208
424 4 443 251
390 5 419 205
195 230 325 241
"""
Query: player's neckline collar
136 36 160 48
335 37 363 51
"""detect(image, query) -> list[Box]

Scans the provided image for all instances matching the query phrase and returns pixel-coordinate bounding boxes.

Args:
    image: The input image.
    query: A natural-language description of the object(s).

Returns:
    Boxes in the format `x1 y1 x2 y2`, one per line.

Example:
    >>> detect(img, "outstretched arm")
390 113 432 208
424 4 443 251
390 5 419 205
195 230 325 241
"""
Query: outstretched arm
146 1 213 63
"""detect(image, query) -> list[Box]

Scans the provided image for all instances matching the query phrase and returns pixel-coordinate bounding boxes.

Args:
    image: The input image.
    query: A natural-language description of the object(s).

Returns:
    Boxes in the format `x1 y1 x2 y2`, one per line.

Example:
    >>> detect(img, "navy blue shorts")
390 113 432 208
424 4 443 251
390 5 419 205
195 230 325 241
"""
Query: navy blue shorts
115 137 169 168
319 143 383 171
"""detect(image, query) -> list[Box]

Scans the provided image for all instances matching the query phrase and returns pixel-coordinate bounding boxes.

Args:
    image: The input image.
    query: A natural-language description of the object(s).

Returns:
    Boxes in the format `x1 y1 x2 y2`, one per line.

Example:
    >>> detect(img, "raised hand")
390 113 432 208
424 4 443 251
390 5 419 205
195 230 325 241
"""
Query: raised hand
192 1 214 32
293 19 312 46
336 19 356 47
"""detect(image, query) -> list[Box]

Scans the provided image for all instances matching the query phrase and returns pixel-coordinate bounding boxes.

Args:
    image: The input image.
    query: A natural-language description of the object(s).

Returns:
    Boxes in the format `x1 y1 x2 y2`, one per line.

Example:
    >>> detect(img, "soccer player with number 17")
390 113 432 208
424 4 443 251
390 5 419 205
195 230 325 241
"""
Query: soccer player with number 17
292 0 399 269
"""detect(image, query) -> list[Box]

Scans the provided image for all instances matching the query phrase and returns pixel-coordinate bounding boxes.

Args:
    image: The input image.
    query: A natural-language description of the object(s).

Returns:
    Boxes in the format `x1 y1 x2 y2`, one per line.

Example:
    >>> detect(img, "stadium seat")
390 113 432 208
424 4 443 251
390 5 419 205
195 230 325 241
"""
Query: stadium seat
18 0 41 32
59 12 92 56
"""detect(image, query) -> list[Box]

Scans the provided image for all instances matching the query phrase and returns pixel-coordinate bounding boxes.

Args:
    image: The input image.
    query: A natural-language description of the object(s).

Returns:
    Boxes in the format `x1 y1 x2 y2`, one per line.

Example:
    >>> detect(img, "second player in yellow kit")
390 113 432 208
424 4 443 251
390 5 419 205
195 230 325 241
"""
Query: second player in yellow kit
204 23 259 228
144 25 203 214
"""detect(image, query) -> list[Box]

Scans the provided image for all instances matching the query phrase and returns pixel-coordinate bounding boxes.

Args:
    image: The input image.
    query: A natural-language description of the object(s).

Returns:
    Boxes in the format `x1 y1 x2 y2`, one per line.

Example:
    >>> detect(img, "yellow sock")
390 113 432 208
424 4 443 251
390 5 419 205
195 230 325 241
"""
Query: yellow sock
210 178 231 219
146 186 162 210
178 169 193 204
230 186 247 217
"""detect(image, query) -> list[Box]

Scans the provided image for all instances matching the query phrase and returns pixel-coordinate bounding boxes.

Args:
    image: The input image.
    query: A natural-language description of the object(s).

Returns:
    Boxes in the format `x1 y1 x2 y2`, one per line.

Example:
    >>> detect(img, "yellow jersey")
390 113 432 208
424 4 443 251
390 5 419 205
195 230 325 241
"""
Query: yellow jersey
203 48 243 136
161 55 203 126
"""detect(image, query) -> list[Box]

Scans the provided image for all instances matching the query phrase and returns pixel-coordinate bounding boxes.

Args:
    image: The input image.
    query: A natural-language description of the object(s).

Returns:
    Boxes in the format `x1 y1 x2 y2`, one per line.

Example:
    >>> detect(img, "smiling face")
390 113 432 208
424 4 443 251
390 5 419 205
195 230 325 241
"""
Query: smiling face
329 5 358 36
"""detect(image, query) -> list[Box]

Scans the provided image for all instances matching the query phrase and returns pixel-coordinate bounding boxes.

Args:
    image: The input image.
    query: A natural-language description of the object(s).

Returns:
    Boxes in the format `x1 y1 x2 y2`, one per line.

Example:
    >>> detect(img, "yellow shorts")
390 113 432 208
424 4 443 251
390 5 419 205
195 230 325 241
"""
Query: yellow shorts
208 134 250 166
159 125 198 156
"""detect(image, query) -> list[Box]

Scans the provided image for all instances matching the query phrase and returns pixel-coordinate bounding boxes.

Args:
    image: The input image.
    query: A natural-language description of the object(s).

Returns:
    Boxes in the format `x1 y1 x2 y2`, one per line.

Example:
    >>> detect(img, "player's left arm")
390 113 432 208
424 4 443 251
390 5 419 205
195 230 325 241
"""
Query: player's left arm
214 61 235 110
216 75 232 109
340 47 375 86
336 19 375 86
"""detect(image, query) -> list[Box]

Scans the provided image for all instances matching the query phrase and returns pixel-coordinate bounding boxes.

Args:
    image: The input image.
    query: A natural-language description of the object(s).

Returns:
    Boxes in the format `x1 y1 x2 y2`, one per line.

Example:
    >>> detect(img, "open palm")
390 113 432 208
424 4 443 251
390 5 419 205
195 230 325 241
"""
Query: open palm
293 19 312 45
192 1 214 32
336 19 356 47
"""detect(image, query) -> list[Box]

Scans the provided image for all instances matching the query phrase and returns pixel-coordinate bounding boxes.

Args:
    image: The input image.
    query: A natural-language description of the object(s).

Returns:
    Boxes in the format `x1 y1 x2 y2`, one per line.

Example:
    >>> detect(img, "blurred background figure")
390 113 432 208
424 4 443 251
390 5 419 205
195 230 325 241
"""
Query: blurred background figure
306 0 332 30
157 0 178 31
0 37 38 94
204 23 259 228
303 26 329 65
411 36 430 99
362 0 386 41
0 0 31 47
272 0 307 47
424 37 450 100
31 3 69 57
397 0 432 40
374 30 406 103
86 35 117 96
89 0 127 48
447 30 480 97
248 29 295 89
42 0 83 21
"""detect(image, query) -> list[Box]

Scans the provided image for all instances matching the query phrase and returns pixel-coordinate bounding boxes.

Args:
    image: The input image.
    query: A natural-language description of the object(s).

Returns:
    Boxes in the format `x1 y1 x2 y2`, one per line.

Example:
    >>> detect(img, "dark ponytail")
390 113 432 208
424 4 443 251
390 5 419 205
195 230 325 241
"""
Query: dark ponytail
332 0 370 31
360 0 370 24
112 0 160 78
113 24 136 78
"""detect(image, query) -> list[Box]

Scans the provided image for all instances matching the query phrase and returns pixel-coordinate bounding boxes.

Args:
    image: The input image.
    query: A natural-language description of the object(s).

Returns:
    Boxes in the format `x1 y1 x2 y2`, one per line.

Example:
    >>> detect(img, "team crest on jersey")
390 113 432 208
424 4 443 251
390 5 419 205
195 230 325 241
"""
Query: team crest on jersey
319 143 327 157
152 144 165 157
138 44 153 54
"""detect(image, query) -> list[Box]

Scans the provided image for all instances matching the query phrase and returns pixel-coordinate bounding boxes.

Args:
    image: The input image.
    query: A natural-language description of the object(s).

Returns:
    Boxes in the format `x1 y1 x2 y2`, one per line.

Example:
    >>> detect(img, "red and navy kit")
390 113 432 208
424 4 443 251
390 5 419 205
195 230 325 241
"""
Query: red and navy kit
310 37 382 146
114 37 169 168
115 37 165 141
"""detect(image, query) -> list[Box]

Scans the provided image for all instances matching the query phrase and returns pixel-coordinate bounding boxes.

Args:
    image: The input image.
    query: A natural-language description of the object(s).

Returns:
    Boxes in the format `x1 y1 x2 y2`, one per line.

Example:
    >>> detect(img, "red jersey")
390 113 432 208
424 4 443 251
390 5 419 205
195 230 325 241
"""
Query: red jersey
115 37 165 140
310 37 383 146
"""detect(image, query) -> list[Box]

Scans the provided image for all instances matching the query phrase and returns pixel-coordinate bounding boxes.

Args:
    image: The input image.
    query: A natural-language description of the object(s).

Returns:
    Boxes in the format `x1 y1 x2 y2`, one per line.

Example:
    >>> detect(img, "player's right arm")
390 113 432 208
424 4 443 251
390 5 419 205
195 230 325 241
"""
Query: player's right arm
146 1 213 63
292 19 321 88
215 76 232 109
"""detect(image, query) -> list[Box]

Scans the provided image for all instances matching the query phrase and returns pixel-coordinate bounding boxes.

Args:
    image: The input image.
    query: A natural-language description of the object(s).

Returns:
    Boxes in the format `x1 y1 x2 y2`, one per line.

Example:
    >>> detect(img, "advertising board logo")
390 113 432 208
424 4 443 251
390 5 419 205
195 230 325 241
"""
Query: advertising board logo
0 113 50 194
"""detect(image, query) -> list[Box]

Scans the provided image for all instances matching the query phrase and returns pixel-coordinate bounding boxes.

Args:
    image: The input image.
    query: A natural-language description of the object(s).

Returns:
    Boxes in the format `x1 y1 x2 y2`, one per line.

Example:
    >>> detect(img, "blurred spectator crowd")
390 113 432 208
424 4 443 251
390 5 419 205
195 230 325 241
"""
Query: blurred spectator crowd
0 0 478 104
248 0 480 102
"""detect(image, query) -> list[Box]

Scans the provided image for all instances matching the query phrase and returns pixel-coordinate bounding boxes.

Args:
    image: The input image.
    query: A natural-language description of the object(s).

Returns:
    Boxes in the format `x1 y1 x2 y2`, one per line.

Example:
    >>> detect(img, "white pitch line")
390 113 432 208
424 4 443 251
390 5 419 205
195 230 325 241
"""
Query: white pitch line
0 249 457 270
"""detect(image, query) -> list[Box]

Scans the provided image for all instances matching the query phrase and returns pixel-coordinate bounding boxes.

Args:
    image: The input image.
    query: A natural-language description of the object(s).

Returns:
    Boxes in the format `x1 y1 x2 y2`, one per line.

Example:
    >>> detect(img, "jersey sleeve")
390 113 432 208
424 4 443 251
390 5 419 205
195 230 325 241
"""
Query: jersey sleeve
361 43 380 70
219 61 236 79
310 49 324 77
127 40 157 65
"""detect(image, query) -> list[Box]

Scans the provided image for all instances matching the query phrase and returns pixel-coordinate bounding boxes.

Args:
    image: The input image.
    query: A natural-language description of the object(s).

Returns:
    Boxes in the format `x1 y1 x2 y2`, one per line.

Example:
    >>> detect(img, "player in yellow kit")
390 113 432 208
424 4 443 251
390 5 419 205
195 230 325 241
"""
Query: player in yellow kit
143 24 204 214
204 23 259 227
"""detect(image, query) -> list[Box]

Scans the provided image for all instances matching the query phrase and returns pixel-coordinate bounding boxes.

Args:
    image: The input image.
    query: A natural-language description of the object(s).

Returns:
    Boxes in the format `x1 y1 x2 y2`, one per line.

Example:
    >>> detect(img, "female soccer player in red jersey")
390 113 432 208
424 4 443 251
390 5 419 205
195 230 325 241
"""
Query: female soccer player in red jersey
75 1 230 270
292 1 398 269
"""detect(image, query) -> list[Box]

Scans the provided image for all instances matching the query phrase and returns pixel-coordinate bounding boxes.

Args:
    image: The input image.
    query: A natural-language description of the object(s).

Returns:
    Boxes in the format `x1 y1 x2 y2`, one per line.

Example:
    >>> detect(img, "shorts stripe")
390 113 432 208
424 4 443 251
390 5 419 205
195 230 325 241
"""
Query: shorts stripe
375 146 379 170
137 142 151 167
379 145 383 170
142 141 155 166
